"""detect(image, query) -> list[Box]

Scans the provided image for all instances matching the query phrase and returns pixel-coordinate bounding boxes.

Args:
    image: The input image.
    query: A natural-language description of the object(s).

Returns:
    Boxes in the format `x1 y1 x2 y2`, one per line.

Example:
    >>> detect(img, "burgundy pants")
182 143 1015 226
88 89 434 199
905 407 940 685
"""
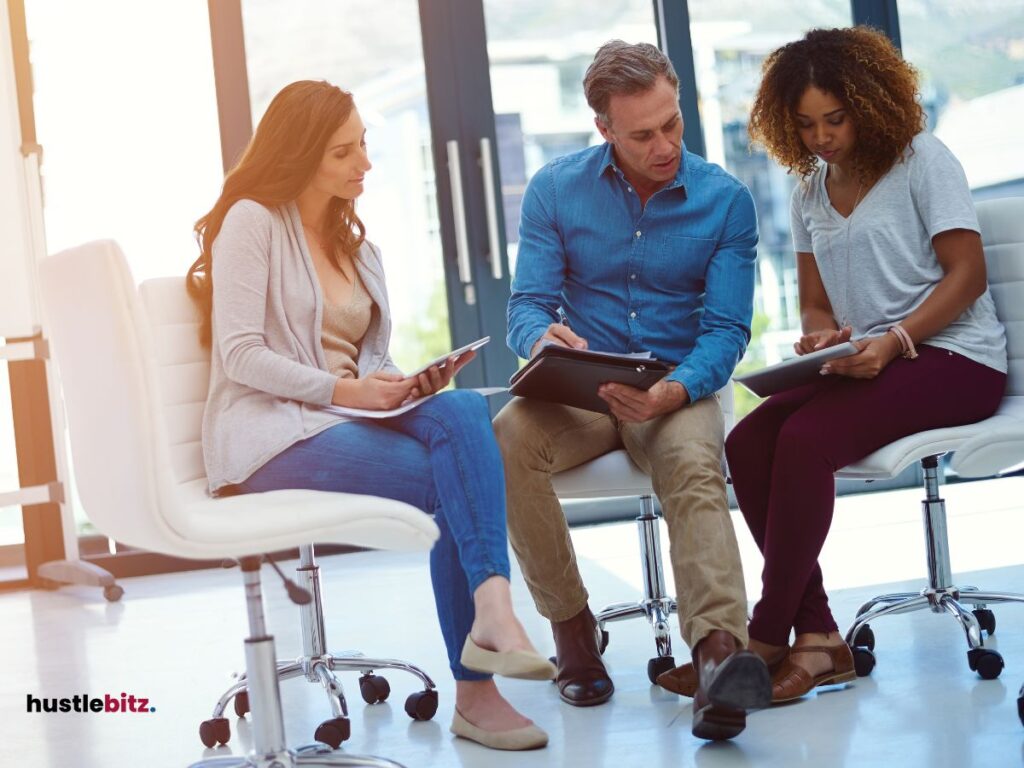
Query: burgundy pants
725 345 1006 646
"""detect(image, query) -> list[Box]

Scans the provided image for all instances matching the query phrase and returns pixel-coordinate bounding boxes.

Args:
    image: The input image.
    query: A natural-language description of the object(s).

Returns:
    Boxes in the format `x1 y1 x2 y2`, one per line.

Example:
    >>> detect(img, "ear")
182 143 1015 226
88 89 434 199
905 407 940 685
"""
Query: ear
595 116 613 144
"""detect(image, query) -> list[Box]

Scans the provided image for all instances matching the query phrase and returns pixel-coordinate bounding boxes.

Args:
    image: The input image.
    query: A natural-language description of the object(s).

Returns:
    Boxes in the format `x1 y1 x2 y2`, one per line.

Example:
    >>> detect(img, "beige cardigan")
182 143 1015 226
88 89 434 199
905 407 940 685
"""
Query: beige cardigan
202 199 401 492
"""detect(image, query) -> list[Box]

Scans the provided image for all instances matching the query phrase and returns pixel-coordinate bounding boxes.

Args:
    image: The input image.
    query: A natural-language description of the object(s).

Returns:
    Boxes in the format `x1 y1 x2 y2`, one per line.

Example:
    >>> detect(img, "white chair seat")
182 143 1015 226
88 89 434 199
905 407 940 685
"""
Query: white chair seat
836 395 1024 480
168 480 437 558
551 449 651 499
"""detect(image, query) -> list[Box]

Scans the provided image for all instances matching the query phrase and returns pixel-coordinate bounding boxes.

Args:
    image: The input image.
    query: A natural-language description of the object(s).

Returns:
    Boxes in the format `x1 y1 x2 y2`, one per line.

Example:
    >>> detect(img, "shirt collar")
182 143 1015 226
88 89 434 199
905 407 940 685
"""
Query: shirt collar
597 141 689 194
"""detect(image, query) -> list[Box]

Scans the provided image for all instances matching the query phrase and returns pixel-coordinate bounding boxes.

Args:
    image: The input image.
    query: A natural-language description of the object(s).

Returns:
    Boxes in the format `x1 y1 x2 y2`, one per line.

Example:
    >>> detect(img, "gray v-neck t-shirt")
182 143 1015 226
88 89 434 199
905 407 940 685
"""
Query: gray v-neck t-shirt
790 132 1007 373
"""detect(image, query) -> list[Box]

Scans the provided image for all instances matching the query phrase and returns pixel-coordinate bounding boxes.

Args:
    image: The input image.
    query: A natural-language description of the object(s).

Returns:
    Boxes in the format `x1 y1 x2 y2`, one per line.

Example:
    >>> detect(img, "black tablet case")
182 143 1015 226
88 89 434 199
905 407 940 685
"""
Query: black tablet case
508 345 671 414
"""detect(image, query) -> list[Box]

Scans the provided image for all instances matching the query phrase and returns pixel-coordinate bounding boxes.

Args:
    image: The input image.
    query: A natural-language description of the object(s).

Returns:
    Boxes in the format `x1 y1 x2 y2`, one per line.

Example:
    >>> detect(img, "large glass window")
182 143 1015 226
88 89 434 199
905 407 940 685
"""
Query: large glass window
24 0 223 283
241 0 451 371
687 1 851 416
900 0 1024 200
483 0 659 273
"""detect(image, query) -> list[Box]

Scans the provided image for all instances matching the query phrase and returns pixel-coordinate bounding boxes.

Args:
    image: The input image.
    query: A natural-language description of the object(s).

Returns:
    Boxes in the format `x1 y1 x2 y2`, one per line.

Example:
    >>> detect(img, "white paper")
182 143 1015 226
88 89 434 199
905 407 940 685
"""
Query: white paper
324 387 507 420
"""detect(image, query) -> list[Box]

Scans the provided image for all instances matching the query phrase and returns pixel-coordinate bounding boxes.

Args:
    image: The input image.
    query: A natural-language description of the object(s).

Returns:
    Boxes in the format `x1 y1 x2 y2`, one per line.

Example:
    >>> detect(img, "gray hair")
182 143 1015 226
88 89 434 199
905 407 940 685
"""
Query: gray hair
583 40 679 125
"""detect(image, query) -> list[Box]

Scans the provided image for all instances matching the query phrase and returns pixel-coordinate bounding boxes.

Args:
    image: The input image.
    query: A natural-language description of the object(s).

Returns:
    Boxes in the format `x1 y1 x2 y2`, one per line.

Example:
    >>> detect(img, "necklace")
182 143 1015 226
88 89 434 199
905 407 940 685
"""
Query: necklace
824 170 864 329
302 222 329 252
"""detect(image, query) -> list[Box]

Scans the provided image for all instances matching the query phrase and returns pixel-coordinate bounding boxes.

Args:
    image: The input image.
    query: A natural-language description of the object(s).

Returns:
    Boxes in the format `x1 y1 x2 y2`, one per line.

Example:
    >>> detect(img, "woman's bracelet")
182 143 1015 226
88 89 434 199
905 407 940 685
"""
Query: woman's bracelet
887 325 918 360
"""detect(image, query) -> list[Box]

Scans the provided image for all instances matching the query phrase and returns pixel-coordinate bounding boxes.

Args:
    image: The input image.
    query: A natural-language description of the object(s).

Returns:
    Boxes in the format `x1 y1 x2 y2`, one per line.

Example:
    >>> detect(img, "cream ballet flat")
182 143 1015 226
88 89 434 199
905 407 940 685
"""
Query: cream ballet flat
450 709 548 751
460 636 557 680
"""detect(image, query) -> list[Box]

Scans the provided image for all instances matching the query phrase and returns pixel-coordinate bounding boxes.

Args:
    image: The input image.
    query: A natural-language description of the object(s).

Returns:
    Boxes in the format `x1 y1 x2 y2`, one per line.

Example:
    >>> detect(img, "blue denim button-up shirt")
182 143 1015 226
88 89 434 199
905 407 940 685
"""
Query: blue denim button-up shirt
507 142 758 403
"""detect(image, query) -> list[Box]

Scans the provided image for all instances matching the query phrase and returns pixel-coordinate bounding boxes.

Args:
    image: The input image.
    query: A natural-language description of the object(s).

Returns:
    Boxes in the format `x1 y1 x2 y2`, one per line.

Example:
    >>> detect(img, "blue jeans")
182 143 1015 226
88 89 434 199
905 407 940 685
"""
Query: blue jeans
238 389 510 680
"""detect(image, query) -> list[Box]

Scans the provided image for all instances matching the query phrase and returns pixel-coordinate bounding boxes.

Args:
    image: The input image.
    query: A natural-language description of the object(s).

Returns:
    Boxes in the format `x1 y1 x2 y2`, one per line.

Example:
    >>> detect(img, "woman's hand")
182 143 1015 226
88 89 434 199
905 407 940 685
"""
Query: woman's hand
334 372 417 410
794 325 852 355
407 350 477 400
821 334 902 379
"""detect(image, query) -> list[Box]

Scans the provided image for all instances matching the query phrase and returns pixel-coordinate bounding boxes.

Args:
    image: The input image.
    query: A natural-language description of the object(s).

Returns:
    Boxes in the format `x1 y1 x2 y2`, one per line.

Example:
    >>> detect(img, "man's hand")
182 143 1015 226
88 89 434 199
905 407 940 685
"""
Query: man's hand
794 325 852 355
530 322 588 358
407 351 477 400
597 379 689 423
821 334 902 379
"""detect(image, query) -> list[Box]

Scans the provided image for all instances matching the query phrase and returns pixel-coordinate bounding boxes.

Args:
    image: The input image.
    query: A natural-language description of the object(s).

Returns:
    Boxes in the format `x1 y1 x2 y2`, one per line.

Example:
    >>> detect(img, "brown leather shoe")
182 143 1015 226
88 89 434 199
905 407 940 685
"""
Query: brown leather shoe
550 606 614 706
691 630 771 741
771 643 856 703
658 645 789 698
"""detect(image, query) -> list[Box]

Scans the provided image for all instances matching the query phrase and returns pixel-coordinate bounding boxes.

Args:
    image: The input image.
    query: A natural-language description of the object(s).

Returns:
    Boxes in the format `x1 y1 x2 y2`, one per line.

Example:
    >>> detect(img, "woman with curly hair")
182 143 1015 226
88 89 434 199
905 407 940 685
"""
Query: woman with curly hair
659 26 1008 704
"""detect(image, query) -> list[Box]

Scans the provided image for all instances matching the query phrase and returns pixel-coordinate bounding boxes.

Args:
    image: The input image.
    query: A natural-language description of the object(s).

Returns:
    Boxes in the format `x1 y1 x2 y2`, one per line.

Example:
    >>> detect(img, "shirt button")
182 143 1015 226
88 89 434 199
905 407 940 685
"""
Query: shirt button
630 274 637 280
630 311 637 319
627 186 633 192
635 230 642 238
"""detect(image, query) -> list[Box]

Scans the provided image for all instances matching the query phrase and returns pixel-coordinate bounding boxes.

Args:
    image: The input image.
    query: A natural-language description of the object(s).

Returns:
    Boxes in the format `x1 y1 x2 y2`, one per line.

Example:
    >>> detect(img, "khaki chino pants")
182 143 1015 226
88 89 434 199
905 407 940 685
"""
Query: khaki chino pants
493 394 748 649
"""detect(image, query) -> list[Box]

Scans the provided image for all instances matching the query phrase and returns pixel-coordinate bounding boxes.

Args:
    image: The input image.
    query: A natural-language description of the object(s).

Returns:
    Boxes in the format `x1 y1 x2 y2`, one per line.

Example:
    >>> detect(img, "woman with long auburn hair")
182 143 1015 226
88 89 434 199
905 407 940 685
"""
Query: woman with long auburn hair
658 26 1007 705
191 80 552 751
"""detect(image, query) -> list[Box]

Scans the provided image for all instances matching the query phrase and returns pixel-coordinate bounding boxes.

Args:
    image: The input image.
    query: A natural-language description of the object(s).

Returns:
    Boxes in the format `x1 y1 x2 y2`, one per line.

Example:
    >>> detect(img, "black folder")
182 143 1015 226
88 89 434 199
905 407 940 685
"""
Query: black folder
508 345 672 414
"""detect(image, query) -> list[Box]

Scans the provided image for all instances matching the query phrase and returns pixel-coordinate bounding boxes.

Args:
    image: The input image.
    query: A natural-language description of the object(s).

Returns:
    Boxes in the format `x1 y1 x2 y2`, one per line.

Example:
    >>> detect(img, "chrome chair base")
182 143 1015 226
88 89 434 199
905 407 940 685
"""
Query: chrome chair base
191 556 408 767
204 547 436 753
595 495 679 684
189 747 406 768
844 456 1024 680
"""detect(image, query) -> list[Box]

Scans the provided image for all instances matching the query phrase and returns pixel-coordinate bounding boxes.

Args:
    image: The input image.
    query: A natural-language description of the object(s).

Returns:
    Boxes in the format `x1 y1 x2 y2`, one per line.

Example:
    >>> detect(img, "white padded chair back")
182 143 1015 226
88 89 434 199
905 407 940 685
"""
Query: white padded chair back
136 277 210 494
977 197 1024 396
39 241 200 552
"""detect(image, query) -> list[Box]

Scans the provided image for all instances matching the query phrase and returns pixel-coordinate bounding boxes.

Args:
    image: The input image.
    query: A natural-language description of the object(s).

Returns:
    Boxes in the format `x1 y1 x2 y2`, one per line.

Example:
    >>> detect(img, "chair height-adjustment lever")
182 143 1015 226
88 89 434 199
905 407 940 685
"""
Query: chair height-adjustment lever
264 553 313 605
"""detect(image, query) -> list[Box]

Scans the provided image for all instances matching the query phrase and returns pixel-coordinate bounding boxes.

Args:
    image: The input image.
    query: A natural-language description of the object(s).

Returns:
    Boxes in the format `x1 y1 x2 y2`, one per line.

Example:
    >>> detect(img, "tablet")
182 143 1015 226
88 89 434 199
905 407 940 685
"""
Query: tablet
406 336 490 378
734 341 859 397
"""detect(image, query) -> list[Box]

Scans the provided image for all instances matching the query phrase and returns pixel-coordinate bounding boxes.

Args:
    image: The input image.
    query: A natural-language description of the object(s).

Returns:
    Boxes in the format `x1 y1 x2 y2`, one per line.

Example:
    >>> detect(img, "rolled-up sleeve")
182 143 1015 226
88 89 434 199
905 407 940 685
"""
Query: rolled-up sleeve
507 167 566 359
669 186 757 402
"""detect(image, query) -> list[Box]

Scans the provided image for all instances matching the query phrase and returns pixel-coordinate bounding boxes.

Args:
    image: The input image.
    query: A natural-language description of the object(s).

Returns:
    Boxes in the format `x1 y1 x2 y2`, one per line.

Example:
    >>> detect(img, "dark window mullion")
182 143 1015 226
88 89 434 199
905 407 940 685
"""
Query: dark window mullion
207 0 253 173
652 0 706 158
851 0 902 50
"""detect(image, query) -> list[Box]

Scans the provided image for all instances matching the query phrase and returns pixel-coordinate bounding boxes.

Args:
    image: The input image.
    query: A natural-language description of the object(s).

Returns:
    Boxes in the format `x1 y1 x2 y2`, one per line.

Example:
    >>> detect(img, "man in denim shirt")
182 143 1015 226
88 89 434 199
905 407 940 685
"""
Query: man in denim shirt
493 41 769 740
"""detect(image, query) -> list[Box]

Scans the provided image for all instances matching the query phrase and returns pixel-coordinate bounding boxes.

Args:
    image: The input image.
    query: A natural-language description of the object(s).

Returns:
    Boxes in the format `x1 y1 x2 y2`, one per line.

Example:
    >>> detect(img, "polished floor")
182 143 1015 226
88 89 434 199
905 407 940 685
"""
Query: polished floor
4 477 1024 768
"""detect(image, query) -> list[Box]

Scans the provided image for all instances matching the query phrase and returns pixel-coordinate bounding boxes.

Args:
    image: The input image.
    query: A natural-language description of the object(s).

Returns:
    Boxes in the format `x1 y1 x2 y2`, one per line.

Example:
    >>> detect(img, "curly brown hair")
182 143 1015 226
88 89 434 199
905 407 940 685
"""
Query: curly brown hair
748 26 926 181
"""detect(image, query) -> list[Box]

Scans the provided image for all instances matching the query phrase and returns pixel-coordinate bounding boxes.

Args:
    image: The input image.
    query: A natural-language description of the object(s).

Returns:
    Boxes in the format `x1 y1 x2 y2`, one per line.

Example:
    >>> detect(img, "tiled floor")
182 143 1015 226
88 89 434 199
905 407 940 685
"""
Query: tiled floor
3 477 1024 768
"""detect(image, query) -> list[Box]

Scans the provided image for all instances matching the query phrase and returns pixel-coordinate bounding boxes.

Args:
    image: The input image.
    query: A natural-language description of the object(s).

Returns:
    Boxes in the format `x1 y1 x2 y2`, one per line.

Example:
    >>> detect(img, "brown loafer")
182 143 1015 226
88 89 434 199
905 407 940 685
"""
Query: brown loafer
771 643 856 703
657 646 790 698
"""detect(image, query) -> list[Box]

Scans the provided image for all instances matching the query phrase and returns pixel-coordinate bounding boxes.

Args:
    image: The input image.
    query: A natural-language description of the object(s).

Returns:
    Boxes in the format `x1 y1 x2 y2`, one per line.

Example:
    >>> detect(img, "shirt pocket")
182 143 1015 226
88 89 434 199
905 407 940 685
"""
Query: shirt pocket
653 235 717 292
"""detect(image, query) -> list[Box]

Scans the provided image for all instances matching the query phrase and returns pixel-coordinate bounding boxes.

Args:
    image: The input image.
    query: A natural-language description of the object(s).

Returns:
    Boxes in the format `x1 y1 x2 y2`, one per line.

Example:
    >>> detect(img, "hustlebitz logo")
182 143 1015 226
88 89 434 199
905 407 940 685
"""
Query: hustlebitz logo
27 692 156 714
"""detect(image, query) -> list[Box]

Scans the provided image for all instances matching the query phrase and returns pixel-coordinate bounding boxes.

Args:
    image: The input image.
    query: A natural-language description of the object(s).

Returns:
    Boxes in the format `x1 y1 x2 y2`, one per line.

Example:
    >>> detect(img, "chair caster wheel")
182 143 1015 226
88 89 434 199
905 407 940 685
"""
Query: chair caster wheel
598 628 610 654
103 584 124 602
359 673 391 704
199 717 230 748
314 716 351 749
233 690 249 717
404 689 438 721
967 648 1003 680
647 656 675 685
852 623 875 651
851 646 876 677
972 608 996 635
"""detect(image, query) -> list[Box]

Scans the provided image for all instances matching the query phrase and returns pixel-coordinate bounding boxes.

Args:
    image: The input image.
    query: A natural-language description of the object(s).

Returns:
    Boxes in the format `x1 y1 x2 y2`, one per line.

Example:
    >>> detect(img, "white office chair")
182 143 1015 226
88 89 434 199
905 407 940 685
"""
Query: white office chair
550 384 735 684
837 196 1024 681
39 239 441 768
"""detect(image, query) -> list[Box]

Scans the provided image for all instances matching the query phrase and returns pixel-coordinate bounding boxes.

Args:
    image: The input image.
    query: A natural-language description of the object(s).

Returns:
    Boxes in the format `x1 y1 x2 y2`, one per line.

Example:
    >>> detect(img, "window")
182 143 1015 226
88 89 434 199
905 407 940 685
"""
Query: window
900 0 1024 199
25 0 223 282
